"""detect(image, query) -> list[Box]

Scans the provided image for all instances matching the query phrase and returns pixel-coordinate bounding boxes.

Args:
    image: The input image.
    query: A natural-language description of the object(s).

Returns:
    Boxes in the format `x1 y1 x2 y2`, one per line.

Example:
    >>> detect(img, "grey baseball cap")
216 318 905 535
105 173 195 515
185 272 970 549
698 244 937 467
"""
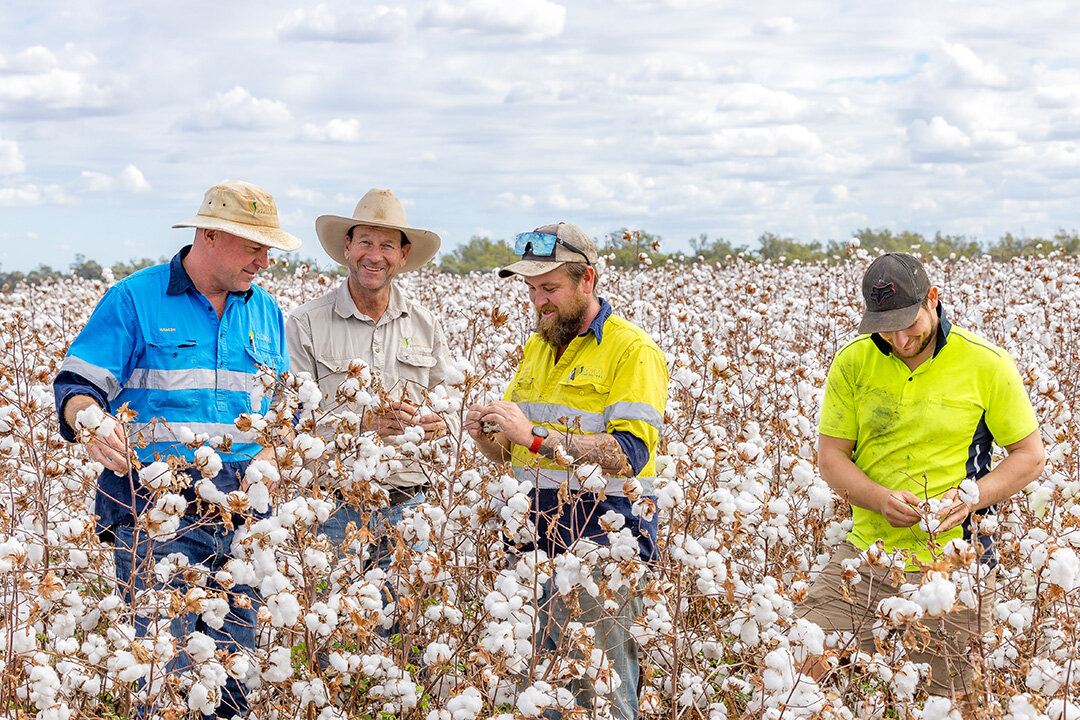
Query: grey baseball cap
858 253 930 334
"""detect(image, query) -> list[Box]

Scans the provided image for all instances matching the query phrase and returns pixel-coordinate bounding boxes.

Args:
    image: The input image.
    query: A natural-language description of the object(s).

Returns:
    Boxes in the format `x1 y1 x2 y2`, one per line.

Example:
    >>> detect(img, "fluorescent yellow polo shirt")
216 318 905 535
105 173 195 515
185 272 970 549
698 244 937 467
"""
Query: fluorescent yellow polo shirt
818 305 1038 563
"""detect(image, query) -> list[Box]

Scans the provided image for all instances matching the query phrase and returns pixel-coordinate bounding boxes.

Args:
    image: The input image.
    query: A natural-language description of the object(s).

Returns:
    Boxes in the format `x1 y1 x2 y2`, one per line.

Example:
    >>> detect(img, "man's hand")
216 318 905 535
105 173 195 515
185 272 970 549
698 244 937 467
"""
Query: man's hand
469 400 533 447
367 400 446 441
65 395 133 474
880 489 922 528
935 487 974 534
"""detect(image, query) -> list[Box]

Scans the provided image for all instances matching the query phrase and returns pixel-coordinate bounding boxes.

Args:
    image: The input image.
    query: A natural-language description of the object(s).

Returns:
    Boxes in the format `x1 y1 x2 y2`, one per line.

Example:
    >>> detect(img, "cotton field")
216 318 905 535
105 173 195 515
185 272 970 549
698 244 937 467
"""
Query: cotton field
1 249 1078 720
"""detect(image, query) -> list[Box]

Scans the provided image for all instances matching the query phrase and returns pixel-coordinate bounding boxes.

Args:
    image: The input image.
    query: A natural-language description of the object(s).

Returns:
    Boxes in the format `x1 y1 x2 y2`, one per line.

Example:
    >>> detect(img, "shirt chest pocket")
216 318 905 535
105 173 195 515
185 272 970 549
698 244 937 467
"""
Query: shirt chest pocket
314 357 353 403
143 339 202 414
555 377 611 431
395 347 436 387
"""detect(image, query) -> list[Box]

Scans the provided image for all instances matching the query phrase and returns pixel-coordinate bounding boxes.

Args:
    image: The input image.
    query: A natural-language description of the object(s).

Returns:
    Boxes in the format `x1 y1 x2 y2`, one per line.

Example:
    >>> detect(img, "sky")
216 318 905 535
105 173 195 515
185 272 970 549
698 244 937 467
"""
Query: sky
3 0 1080 271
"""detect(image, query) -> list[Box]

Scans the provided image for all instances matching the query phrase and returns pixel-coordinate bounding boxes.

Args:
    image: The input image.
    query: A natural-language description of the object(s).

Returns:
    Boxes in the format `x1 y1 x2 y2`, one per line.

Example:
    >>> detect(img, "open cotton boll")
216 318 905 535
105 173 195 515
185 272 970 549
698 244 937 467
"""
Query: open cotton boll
138 461 173 491
958 478 981 506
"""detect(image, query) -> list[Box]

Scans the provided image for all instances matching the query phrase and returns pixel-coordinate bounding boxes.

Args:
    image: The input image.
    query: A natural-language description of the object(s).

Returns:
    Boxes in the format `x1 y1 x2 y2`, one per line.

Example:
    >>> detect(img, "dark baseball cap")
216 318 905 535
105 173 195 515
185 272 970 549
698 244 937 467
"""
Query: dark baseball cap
858 253 930 334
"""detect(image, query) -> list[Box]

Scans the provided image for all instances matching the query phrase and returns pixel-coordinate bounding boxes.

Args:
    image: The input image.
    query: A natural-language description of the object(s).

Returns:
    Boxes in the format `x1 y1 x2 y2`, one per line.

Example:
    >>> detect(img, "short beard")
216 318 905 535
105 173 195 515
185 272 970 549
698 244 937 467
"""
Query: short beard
536 292 590 349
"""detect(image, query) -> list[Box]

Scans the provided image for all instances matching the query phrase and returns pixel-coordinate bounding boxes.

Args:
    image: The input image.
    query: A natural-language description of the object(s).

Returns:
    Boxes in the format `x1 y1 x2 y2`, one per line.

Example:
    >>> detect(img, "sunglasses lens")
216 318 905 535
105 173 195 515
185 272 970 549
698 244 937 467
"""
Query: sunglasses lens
514 232 558 256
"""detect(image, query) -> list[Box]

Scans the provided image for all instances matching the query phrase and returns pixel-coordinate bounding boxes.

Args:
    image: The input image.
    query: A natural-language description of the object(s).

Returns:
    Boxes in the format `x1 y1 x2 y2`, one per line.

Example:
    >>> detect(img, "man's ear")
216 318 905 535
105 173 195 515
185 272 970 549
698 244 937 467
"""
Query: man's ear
927 286 939 307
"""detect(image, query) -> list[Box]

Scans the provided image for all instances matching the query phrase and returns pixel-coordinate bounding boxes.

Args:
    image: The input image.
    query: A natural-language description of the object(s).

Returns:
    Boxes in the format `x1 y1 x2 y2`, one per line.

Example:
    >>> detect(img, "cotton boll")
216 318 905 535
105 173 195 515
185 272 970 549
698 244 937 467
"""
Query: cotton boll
958 478 980 506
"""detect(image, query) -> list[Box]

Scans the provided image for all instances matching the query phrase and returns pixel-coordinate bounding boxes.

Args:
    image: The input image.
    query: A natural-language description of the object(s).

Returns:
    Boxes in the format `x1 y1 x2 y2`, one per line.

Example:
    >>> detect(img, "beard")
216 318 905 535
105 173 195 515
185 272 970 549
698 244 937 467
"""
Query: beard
536 290 591 349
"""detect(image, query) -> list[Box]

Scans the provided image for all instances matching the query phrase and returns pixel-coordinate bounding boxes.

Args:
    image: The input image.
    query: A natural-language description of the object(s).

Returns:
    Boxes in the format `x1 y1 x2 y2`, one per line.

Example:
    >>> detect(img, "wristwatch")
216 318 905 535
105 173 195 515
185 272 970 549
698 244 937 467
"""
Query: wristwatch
529 426 549 454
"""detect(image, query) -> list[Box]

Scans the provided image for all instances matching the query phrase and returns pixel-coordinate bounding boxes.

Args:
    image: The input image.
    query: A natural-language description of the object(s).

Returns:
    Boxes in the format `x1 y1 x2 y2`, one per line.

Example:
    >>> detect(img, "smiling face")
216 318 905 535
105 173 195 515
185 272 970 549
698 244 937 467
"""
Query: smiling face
524 265 596 349
344 224 411 296
204 229 270 293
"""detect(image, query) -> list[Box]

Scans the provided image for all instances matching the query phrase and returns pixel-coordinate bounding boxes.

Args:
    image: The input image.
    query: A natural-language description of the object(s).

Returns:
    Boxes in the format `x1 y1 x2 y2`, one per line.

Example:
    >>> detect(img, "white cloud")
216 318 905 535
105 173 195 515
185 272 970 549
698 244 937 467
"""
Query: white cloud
495 192 536 210
118 165 151 192
907 116 972 154
0 183 70 206
0 138 25 174
301 118 361 142
75 164 151 193
933 41 1012 89
283 186 327 204
0 44 111 112
753 17 796 36
276 4 407 43
419 0 566 39
813 184 849 204
716 83 806 123
634 54 735 82
177 87 290 130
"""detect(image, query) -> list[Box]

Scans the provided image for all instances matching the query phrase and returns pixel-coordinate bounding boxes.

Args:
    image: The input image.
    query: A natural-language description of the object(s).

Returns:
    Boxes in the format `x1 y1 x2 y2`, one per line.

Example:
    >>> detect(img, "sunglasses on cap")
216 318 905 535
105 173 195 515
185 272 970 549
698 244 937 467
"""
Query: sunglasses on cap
514 232 592 265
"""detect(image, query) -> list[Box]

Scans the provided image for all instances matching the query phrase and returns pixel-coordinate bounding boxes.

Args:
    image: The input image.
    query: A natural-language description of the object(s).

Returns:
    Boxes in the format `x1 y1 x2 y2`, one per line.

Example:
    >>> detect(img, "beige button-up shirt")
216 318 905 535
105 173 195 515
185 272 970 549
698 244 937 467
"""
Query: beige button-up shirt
286 279 459 488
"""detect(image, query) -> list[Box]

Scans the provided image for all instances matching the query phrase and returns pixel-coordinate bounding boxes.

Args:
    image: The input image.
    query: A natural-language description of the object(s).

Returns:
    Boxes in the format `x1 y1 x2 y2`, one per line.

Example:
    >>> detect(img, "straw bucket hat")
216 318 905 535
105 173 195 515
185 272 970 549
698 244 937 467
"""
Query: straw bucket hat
172 180 301 251
316 188 440 272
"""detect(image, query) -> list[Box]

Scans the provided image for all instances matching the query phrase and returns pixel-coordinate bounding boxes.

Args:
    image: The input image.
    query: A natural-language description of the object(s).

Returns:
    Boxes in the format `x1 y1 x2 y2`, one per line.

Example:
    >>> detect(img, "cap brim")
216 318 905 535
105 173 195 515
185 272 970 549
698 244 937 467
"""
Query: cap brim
858 303 921 334
172 216 302 252
498 259 569 278
315 214 440 271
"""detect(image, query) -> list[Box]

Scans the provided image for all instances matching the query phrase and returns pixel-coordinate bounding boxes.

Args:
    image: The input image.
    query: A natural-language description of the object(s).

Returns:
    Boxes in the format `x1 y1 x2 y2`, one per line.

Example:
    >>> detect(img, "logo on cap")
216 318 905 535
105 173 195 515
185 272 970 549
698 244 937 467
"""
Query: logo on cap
869 282 895 306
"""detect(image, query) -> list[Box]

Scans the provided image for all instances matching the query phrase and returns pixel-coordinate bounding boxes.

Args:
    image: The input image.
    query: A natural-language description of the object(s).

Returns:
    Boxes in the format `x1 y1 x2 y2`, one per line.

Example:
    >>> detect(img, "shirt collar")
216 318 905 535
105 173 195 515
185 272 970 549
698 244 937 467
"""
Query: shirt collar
333 278 408 322
581 297 613 344
166 244 254 301
871 301 951 357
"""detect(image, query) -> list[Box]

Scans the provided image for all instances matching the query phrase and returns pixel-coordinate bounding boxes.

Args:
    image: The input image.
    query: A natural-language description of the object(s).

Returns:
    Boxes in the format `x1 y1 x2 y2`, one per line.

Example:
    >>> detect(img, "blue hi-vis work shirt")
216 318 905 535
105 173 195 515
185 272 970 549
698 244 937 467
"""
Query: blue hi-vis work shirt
53 247 289 533
505 298 669 562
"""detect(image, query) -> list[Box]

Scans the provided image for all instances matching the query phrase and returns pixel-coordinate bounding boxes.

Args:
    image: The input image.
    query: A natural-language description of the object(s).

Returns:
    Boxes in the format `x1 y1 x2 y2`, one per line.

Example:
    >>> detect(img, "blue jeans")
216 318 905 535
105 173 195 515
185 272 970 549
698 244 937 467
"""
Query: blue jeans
113 518 258 719
319 491 427 572
534 573 644 720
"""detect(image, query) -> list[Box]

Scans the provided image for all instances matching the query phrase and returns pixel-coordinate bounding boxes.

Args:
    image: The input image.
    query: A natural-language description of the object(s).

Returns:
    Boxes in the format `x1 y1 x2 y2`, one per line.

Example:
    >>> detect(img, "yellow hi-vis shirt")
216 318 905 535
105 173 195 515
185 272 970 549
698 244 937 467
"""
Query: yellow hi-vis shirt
818 306 1038 564
504 307 668 498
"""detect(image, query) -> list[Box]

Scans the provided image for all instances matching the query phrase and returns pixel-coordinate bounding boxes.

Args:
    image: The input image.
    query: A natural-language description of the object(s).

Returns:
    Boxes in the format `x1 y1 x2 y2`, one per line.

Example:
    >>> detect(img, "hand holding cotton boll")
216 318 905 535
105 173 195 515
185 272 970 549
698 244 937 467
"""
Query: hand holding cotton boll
74 403 133 474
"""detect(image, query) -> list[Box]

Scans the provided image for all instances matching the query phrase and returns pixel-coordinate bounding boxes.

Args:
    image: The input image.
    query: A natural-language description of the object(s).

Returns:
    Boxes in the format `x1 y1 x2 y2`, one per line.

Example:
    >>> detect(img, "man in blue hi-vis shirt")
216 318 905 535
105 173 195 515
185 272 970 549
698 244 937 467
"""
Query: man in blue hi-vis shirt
53 180 300 719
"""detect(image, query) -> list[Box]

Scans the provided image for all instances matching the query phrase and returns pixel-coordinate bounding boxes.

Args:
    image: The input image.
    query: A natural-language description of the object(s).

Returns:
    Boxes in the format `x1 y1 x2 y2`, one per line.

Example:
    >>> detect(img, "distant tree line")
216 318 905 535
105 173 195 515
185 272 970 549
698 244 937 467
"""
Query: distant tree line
4 228 1080 290
436 227 1080 273
0 254 331 291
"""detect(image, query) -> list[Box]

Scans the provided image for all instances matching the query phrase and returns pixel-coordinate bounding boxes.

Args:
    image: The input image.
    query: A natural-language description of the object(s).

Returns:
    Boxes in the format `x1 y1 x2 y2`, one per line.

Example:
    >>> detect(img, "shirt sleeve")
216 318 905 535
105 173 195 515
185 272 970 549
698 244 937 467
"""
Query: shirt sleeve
285 309 316 380
605 340 668 478
818 348 858 440
984 351 1039 447
53 284 143 440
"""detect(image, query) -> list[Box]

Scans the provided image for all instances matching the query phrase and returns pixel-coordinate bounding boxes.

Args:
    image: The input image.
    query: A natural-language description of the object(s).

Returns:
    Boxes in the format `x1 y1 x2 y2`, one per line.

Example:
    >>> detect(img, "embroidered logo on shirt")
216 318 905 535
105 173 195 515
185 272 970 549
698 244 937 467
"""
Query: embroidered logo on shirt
401 338 433 352
569 365 604 381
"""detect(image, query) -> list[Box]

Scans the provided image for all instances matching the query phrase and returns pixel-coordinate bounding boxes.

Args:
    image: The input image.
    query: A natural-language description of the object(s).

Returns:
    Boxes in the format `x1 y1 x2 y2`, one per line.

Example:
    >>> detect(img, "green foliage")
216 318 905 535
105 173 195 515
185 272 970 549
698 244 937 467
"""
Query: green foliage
600 228 666 267
756 232 827 263
438 236 517 274
687 233 748 263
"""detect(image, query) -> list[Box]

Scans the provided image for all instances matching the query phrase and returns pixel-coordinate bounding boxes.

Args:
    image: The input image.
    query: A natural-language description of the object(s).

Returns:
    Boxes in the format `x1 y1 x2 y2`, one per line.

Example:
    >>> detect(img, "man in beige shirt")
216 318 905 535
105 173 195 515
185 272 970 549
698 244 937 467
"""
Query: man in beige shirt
286 188 458 569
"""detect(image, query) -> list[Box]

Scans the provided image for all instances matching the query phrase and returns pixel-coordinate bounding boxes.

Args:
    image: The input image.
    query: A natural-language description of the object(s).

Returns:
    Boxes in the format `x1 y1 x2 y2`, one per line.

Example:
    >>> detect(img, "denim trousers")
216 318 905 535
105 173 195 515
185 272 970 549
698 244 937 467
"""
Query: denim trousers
318 491 428 644
534 572 644 720
113 518 258 720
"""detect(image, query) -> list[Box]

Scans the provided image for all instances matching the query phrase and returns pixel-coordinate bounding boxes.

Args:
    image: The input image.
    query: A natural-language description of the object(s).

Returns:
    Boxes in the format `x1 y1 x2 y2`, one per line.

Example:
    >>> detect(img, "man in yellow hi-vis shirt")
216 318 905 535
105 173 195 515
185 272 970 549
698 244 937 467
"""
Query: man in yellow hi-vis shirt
802 252 1044 711
466 222 668 720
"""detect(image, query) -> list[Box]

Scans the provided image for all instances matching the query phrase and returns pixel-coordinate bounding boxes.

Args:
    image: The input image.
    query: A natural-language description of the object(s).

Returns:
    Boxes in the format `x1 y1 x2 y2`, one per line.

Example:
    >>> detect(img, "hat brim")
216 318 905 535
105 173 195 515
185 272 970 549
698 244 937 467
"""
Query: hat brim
498 258 570 278
858 302 921 334
172 216 302 252
315 215 441 272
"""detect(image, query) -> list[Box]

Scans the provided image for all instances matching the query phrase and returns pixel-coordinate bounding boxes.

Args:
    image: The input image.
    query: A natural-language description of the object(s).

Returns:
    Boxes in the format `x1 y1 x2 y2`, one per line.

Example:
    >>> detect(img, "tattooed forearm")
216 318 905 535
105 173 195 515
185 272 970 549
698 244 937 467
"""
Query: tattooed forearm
538 432 633 477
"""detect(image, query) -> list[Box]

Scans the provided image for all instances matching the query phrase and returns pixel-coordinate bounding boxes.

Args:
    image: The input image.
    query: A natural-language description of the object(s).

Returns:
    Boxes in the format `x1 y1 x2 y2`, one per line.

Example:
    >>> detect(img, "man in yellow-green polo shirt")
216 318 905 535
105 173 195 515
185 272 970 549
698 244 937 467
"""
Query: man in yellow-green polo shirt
801 252 1044 707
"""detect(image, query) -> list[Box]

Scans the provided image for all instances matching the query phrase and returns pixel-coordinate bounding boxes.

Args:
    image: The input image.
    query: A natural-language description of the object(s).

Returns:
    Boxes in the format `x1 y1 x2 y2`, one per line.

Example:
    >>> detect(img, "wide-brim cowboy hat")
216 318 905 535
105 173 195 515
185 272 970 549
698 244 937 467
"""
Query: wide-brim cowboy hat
172 180 302 252
316 188 441 272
